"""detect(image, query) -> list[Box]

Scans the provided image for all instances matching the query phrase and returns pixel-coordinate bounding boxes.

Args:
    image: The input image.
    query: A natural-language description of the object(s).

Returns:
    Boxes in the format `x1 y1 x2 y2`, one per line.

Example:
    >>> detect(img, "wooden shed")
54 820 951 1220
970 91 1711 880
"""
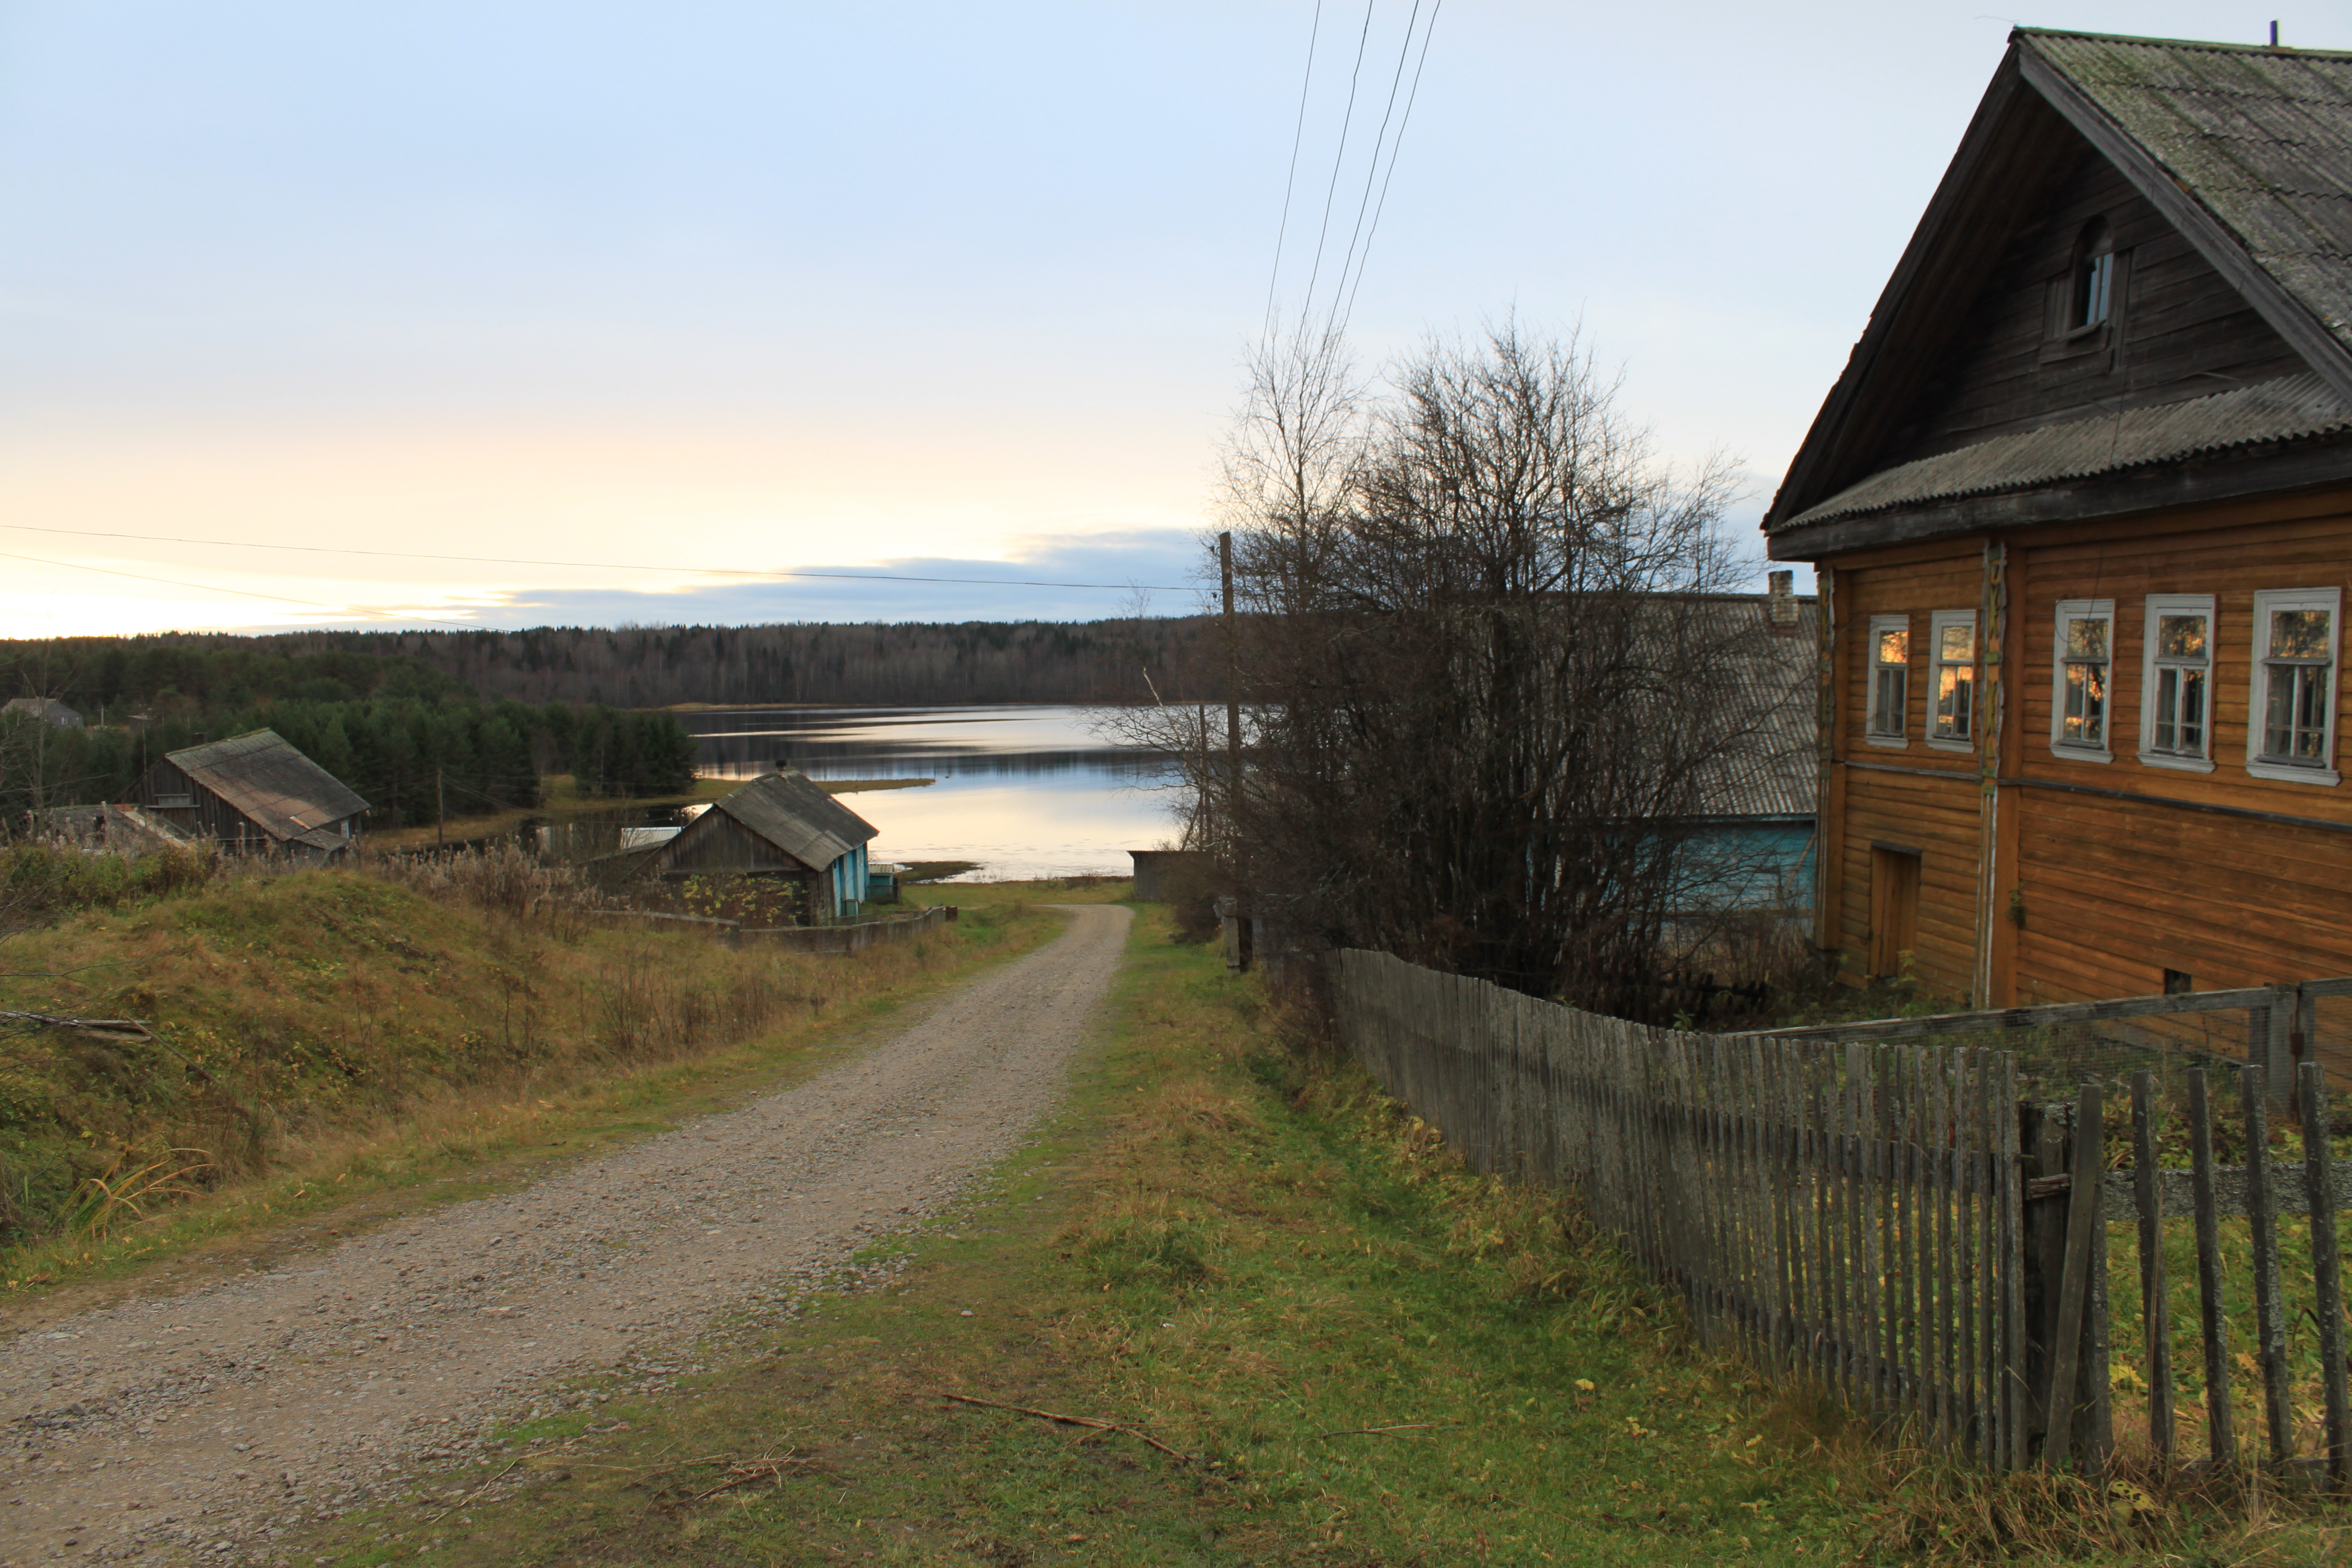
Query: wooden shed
129 729 369 860
1763 29 2352 1008
646 769 878 921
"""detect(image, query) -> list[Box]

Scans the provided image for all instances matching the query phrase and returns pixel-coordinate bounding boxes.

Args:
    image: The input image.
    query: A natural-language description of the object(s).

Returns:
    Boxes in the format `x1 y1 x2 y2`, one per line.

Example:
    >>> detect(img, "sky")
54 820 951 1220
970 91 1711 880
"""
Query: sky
2 2 2341 637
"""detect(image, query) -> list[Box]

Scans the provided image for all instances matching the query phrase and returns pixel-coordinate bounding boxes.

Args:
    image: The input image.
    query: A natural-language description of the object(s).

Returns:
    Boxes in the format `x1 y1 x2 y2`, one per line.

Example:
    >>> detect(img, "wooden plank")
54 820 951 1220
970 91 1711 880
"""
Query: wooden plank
2043 1082 2103 1471
2299 1063 2350 1498
2131 1071 2175 1465
2000 1056 2027 1471
1959 1048 1982 1457
2188 1069 2237 1467
1759 983 2282 1043
2241 1065 2295 1468
1934 1047 1957 1450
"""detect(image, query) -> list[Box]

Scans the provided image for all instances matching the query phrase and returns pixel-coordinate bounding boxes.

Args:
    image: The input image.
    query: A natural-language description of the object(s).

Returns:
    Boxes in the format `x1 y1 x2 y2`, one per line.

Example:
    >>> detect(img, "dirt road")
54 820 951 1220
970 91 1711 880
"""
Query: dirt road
0 903 1130 1564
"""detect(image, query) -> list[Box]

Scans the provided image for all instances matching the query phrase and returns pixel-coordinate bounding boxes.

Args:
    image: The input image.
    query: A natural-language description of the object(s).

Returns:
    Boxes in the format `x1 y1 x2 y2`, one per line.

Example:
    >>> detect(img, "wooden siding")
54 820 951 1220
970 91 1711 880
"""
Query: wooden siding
1828 544 1989 999
132 758 268 849
1889 139 2303 463
1819 487 2352 1014
659 812 815 877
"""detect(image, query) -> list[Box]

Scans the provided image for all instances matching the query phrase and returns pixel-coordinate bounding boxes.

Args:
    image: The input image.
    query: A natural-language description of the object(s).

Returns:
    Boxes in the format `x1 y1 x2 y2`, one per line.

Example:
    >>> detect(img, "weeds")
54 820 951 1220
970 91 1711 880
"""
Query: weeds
66 1145 213 1238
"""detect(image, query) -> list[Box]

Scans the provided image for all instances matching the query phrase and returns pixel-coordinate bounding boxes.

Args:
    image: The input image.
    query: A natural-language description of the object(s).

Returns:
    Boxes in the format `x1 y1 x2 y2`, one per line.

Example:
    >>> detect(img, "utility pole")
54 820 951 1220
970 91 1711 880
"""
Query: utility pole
436 767 446 850
1219 531 1242 842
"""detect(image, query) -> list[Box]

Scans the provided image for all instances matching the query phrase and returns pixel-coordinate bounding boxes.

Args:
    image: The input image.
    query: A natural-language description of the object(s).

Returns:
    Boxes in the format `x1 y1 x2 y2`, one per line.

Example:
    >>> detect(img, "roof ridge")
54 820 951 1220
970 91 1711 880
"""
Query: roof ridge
2015 27 2352 62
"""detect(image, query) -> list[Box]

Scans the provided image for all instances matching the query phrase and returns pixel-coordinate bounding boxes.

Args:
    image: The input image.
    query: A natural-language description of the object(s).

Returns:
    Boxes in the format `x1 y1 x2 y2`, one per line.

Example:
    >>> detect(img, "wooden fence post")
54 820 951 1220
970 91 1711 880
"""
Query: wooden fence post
2299 1062 2349 1497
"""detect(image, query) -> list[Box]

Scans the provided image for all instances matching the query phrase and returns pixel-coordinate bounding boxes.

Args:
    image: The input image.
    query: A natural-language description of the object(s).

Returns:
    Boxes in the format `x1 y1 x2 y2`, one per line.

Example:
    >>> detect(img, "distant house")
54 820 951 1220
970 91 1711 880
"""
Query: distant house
1763 29 2352 1007
1674 576 1819 917
129 729 370 860
2 697 84 729
646 768 879 921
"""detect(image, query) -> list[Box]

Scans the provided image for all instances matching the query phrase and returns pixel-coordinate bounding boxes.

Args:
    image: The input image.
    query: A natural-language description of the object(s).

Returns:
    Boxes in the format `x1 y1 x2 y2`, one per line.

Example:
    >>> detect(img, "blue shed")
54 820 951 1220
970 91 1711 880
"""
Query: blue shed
646 768 879 922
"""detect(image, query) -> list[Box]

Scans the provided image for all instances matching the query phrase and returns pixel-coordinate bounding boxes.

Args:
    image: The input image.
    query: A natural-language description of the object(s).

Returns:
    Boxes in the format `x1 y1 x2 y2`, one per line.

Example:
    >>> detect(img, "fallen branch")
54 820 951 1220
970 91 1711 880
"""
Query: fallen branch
424 1457 520 1524
931 1391 1192 1463
0 1010 153 1041
1307 1422 1452 1438
675 1453 822 1504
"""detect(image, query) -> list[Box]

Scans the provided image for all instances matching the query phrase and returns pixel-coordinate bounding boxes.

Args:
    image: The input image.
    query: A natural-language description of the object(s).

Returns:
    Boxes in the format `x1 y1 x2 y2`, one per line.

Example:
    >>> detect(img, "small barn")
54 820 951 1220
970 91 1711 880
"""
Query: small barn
129 729 370 860
646 769 878 921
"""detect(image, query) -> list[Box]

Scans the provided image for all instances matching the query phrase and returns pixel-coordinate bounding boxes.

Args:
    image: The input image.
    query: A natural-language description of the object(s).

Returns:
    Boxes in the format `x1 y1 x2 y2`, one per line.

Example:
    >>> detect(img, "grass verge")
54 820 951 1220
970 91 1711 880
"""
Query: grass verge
0 874 1053 1315
280 908 1840 1566
285 907 2352 1567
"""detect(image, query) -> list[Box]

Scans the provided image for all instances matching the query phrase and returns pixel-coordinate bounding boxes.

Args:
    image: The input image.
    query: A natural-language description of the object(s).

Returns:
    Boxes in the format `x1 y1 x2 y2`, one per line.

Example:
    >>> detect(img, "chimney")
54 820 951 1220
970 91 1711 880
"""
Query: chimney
1766 570 1799 631
192 731 208 744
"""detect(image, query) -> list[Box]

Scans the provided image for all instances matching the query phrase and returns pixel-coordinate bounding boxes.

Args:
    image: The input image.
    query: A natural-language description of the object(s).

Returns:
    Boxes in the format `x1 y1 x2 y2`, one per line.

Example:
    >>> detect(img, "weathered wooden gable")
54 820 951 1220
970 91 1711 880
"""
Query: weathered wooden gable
1886 138 2305 464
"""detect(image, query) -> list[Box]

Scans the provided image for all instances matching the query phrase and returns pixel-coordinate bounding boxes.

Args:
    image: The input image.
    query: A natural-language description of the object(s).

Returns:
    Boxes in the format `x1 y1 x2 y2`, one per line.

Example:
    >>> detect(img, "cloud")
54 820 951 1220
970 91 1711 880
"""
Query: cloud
298 528 1215 630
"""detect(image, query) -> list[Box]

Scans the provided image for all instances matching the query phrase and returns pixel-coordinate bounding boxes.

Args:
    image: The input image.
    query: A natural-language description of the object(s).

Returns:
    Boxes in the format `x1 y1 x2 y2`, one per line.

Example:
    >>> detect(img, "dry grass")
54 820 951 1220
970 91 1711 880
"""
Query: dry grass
0 848 1048 1295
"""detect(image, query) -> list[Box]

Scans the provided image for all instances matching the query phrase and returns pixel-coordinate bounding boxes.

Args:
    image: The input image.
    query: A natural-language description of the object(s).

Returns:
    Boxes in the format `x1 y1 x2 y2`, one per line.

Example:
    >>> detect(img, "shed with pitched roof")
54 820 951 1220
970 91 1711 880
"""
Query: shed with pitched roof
129 729 370 859
646 769 878 921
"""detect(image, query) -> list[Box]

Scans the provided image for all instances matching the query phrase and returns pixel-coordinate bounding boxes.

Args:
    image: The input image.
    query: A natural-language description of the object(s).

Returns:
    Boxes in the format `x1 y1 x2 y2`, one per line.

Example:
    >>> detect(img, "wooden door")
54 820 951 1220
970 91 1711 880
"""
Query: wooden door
1870 846 1921 979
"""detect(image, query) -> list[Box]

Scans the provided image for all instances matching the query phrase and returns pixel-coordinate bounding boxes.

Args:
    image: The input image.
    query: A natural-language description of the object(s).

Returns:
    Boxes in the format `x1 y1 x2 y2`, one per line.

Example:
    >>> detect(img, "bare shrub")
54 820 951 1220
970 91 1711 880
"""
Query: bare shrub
1216 321 1795 1019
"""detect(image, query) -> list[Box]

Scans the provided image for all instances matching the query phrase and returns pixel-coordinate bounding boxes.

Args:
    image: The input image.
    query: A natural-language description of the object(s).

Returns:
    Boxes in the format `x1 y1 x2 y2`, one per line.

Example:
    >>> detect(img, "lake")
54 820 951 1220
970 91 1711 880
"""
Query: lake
677 705 1182 882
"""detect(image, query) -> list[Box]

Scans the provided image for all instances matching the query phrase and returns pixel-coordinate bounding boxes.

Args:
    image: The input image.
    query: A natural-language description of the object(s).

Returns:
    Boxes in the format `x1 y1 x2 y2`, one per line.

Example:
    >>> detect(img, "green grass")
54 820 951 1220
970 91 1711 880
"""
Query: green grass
255 909 2352 1566
280 909 1860 1566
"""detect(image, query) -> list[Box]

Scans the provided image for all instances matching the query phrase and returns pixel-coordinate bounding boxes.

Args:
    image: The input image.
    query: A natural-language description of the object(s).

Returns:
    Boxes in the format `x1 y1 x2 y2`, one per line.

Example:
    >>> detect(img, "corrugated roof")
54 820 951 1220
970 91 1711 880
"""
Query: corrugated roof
708 770 879 869
1686 598 1818 821
1785 372 2352 527
167 729 370 841
2023 30 2352 355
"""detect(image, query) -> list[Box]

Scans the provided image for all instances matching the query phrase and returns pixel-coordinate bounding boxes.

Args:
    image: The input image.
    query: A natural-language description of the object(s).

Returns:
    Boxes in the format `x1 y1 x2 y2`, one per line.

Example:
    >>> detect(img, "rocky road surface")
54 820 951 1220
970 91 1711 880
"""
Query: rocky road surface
0 903 1129 1564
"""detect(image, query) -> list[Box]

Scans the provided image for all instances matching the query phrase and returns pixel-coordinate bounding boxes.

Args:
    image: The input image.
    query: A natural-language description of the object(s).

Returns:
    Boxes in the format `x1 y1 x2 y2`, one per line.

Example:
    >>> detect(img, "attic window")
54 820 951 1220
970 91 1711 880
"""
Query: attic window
2074 221 2115 329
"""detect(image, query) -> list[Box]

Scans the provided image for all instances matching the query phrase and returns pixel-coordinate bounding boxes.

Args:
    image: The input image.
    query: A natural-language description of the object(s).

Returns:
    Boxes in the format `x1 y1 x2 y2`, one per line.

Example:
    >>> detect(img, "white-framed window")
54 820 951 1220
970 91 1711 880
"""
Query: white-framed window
2049 599 2115 760
1927 609 1976 752
2248 587 2342 785
2138 593 2215 772
1865 614 1910 747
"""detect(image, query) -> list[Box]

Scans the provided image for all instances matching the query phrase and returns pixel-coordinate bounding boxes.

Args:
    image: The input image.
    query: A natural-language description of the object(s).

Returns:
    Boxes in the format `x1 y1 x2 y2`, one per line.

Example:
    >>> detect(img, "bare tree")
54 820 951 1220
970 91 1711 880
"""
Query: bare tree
1222 320 1792 1017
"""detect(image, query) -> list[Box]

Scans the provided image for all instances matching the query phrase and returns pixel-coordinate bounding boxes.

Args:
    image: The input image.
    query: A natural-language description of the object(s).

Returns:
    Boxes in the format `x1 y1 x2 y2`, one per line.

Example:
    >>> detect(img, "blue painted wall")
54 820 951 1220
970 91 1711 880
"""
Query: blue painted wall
1678 819 1815 915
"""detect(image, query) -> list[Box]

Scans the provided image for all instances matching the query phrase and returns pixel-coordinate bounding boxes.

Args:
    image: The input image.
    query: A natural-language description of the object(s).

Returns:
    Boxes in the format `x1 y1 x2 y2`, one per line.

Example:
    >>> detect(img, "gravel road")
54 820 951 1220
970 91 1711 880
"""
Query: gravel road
0 903 1129 1565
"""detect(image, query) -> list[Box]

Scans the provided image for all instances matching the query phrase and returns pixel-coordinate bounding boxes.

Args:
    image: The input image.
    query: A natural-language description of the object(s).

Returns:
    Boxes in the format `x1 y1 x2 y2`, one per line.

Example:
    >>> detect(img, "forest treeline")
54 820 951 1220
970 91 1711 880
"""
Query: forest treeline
1 698 698 826
0 618 1220 716
0 618 1201 824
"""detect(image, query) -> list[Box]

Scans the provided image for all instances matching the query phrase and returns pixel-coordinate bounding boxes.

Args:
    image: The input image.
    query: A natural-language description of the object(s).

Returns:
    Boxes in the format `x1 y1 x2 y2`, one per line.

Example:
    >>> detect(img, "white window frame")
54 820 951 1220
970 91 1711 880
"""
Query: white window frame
2137 592 2216 773
2049 598 2115 762
1864 613 1910 748
1926 609 1977 753
2247 587 2342 786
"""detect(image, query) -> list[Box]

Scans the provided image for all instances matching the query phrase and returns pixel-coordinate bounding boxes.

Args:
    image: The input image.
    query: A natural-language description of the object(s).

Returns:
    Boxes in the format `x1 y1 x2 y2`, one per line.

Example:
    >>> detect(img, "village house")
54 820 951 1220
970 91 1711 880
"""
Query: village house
1764 29 2352 1008
2 696 84 729
646 767 878 922
128 729 369 860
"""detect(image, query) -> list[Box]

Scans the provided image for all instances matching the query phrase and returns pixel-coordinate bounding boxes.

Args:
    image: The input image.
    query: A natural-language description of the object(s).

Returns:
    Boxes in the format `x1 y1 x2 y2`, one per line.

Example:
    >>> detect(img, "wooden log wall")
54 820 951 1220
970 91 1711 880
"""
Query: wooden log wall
1329 948 2352 1486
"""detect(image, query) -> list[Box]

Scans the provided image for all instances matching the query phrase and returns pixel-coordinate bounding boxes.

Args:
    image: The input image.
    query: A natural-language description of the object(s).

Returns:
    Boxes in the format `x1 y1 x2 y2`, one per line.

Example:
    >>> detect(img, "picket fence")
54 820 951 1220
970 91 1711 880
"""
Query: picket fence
1327 948 2351 1485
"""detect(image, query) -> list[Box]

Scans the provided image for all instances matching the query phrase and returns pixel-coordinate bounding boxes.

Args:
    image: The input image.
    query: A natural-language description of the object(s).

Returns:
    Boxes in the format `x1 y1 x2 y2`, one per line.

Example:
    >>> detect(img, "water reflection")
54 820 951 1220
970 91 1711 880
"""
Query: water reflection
678 706 1178 881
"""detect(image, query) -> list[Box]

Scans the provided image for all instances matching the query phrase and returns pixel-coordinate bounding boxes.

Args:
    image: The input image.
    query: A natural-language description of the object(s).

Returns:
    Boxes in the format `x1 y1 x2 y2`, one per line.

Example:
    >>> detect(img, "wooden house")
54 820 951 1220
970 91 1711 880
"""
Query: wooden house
129 729 369 860
646 768 878 921
2 697 84 729
1764 29 2352 1008
1673 577 1820 916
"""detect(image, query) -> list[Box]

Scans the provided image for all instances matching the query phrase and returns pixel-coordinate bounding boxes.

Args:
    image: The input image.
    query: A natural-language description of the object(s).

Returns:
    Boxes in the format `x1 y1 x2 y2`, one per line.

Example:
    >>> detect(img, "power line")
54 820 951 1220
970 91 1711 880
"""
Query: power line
1336 0 1442 337
1296 0 1379 326
1323 0 1423 338
0 549 490 629
1262 1 1327 342
0 524 1188 594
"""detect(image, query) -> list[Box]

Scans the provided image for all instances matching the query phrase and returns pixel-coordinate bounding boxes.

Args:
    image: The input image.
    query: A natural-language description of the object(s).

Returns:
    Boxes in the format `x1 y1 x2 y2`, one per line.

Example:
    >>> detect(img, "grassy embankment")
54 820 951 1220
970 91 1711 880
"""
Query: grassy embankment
363 773 935 853
282 904 2352 1567
0 854 1048 1310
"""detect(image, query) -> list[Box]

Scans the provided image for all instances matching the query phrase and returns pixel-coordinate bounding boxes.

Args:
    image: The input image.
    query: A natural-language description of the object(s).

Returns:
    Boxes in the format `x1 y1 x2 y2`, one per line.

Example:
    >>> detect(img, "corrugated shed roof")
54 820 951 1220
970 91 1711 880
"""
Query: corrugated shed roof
708 770 879 869
167 729 370 841
1686 598 1817 821
2023 31 2352 354
1785 372 2352 527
